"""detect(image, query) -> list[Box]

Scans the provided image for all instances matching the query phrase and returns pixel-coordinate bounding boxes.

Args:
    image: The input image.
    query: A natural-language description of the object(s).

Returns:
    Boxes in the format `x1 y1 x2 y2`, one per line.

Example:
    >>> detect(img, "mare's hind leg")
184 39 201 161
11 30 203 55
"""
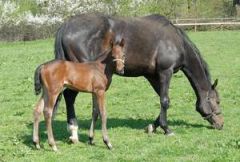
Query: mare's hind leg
145 70 174 135
96 90 112 149
64 89 79 143
43 93 58 151
89 94 99 145
33 97 44 149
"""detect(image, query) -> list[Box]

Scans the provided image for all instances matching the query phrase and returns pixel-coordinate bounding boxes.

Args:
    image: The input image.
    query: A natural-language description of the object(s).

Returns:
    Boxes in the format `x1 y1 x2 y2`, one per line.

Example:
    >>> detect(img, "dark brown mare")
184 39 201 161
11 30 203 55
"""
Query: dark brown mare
54 13 224 143
33 39 125 151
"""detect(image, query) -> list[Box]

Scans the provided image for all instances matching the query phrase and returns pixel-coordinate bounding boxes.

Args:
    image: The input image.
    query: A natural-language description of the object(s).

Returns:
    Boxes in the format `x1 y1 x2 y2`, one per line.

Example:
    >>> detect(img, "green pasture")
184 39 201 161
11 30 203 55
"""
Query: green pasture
0 31 239 161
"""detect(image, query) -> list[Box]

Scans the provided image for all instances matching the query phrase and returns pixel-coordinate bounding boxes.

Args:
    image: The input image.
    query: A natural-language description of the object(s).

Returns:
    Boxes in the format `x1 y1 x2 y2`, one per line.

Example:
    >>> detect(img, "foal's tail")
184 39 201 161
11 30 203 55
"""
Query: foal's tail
34 65 43 95
34 63 62 117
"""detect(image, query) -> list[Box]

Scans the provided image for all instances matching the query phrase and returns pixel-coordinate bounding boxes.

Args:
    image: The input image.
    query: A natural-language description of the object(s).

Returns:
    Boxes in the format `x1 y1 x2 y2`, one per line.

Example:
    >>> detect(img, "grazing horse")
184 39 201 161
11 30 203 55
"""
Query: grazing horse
54 13 223 143
32 39 125 151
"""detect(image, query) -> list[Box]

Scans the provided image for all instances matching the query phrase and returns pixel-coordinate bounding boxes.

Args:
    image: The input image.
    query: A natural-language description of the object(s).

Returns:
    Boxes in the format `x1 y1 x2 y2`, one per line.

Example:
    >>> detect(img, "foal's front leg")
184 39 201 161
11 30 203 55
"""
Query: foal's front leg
89 94 99 145
96 90 112 149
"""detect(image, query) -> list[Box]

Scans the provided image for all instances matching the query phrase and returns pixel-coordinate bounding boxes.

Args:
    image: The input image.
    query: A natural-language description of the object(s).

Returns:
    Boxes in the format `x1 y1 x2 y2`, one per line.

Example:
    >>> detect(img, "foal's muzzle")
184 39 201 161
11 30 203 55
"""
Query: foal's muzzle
117 69 124 75
113 58 125 64
113 58 125 75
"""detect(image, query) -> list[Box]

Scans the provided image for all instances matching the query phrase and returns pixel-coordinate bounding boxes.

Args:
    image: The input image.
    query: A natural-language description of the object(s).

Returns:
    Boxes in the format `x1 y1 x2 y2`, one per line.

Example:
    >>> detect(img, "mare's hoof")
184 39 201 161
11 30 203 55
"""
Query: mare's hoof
145 124 156 134
165 132 175 136
69 136 79 144
35 144 41 149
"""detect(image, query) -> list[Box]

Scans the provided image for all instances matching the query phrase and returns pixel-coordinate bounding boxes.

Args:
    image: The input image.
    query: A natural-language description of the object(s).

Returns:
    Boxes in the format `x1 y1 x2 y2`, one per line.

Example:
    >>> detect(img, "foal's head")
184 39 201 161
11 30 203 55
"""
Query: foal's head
111 38 125 74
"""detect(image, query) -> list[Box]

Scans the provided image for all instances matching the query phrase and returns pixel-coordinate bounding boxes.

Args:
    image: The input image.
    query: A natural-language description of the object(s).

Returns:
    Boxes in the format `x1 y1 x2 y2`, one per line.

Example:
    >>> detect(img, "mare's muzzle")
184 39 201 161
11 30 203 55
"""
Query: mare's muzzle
204 112 224 130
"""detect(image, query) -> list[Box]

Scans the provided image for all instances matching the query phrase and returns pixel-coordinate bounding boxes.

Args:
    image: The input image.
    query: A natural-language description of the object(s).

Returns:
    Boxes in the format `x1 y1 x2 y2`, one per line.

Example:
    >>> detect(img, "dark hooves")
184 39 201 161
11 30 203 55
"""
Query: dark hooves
88 138 95 145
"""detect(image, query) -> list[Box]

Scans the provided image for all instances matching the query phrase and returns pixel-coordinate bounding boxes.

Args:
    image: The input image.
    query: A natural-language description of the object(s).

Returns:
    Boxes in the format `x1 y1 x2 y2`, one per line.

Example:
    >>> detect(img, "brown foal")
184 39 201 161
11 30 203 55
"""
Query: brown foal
32 39 125 151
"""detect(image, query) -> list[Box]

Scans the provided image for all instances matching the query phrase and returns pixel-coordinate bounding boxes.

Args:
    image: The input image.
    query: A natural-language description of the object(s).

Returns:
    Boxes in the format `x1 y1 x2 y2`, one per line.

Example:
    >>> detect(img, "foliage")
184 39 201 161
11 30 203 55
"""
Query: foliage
0 0 237 41
0 31 240 161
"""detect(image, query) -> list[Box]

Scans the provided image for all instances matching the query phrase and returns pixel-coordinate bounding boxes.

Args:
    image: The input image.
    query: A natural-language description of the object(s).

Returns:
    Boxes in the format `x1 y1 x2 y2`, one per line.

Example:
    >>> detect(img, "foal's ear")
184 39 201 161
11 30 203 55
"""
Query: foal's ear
110 39 114 48
212 79 218 89
119 38 125 47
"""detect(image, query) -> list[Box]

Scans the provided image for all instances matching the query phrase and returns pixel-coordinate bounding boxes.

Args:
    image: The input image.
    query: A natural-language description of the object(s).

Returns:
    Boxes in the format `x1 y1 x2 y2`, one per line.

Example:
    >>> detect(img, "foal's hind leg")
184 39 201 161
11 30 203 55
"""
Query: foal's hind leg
43 93 58 151
89 94 99 145
33 97 44 149
96 90 112 149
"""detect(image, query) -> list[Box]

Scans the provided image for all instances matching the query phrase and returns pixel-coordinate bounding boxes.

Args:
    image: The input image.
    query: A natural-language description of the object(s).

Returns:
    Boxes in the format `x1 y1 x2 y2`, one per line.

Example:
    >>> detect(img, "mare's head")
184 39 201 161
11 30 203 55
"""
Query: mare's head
197 79 224 130
111 38 125 74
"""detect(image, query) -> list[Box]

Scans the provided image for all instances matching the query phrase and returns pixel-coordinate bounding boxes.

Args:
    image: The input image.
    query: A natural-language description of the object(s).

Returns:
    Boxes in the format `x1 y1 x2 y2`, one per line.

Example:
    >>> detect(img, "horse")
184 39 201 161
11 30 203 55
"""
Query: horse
32 39 125 151
54 13 224 143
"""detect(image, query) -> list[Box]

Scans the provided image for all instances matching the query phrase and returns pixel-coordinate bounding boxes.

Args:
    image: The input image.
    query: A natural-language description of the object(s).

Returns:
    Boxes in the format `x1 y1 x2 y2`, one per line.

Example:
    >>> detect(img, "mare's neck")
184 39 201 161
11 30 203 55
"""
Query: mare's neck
182 56 212 101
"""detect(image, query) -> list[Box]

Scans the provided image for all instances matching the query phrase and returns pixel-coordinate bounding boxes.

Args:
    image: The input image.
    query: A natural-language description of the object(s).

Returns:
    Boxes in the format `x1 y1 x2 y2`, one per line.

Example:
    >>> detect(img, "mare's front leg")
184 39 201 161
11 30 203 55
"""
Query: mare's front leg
89 94 99 145
64 89 79 143
33 97 44 149
96 90 112 149
146 69 174 135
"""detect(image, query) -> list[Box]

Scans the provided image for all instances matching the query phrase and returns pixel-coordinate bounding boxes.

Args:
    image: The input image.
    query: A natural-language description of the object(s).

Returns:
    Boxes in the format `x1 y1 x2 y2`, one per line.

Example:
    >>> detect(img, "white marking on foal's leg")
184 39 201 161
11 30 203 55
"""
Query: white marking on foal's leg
67 124 79 143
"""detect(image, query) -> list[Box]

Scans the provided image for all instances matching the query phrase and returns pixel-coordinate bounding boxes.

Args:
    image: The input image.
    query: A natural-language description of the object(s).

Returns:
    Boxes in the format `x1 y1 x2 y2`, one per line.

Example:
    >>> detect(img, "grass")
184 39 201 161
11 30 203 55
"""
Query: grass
0 31 240 162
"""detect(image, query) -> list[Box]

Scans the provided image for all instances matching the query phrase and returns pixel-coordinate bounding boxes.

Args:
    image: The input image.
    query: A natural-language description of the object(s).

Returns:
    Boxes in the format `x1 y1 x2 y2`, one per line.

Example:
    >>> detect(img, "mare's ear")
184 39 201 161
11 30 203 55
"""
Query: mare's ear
119 38 125 47
212 79 218 89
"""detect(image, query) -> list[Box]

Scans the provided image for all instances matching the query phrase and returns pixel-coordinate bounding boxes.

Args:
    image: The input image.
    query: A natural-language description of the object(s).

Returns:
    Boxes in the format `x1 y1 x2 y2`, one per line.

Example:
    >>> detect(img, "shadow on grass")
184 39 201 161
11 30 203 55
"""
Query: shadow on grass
169 119 212 129
22 117 210 149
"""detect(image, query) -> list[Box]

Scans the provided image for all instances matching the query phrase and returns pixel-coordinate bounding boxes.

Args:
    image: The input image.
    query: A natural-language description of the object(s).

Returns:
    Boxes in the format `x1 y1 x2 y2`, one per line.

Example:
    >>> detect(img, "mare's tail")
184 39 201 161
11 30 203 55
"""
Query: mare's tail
52 23 67 115
54 23 66 60
34 65 43 95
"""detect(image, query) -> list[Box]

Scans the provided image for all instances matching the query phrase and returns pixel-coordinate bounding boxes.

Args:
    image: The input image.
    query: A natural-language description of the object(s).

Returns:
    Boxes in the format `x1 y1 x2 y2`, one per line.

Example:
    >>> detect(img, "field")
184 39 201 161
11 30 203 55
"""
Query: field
0 31 240 162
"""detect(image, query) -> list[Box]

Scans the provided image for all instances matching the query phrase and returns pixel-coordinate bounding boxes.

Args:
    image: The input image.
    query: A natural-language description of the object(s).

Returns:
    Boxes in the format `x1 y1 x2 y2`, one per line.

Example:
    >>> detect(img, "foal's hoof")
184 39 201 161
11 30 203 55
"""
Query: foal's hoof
106 143 113 150
145 124 156 134
52 145 58 152
103 140 113 150
33 141 41 149
69 136 79 144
